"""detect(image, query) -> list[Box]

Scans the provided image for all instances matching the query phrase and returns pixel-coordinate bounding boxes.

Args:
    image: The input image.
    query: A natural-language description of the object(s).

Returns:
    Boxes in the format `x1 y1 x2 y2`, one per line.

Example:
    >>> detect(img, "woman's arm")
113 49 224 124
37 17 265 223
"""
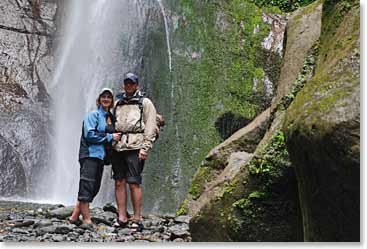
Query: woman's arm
83 111 113 144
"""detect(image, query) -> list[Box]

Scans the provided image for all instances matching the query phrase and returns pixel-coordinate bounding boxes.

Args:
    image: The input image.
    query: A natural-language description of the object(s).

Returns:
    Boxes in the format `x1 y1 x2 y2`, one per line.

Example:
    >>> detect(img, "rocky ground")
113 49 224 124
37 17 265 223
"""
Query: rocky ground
0 200 191 242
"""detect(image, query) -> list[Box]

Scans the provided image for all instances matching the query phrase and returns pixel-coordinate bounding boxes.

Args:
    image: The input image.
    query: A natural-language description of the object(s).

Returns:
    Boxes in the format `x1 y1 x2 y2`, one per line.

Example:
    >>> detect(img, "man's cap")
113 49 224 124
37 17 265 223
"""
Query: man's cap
99 87 113 96
124 73 139 84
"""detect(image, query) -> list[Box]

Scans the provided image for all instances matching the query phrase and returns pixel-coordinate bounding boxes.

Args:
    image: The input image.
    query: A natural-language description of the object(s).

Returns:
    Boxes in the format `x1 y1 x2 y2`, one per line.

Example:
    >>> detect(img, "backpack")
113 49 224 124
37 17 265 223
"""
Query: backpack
114 91 165 141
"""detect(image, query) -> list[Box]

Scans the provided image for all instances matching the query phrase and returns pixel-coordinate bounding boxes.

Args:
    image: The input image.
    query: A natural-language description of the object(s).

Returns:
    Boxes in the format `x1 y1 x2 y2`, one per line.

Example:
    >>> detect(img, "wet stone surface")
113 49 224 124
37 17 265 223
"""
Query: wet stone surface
0 200 192 242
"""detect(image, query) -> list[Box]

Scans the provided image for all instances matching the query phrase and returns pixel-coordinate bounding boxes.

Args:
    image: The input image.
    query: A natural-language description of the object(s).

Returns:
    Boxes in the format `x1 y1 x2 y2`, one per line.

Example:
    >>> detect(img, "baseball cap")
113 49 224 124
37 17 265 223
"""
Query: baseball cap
123 73 139 84
99 87 113 96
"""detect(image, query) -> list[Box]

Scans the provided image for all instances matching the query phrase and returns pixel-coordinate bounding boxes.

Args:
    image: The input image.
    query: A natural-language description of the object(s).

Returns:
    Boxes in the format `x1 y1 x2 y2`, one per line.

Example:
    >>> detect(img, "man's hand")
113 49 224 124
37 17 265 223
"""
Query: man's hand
112 133 121 141
139 150 148 160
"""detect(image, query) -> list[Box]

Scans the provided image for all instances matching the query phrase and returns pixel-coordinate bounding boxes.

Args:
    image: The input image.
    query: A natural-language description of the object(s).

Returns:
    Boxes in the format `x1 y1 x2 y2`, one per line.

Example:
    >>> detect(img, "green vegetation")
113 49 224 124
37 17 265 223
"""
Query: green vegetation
176 203 188 216
281 43 319 109
224 130 299 241
188 166 217 200
173 0 285 212
250 0 317 12
248 131 290 181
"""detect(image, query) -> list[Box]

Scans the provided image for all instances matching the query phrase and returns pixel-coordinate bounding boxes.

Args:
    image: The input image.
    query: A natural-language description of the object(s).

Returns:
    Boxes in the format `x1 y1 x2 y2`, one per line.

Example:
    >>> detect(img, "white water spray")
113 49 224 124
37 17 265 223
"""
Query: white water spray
41 0 147 205
156 0 174 99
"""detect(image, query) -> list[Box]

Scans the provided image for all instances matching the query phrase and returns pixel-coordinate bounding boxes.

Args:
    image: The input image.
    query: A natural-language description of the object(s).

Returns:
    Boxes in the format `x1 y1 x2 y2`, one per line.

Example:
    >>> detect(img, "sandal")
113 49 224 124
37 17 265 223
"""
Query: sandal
113 218 128 228
131 220 144 232
67 217 82 226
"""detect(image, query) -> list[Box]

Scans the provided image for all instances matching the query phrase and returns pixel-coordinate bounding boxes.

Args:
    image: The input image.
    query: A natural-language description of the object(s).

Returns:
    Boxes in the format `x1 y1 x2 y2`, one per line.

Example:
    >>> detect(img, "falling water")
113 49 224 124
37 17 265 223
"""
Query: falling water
155 0 182 205
157 0 172 74
40 0 149 205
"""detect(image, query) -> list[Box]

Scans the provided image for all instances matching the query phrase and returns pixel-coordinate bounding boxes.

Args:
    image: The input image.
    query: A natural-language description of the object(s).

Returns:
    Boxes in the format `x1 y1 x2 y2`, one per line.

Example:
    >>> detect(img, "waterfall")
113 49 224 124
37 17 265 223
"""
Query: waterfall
39 0 148 205
154 0 182 210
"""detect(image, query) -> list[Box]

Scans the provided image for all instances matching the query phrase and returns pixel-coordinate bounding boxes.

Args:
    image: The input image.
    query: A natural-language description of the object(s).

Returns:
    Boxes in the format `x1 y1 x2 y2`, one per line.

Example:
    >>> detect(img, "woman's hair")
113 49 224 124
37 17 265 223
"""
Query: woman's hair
96 93 114 110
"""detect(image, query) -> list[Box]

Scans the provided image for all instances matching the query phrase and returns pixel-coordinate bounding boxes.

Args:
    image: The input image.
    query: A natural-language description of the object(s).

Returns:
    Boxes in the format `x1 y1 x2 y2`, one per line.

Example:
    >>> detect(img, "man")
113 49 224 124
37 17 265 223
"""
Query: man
112 72 158 231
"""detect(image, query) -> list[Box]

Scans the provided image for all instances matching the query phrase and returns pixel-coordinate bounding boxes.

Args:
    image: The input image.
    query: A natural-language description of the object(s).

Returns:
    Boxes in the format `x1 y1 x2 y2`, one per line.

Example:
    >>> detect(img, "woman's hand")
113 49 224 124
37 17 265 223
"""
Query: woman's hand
112 133 121 141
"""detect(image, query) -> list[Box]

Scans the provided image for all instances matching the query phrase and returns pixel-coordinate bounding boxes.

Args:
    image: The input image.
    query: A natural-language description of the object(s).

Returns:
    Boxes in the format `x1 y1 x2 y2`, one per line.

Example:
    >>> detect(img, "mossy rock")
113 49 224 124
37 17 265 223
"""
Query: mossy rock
189 129 302 241
272 0 322 106
283 0 359 241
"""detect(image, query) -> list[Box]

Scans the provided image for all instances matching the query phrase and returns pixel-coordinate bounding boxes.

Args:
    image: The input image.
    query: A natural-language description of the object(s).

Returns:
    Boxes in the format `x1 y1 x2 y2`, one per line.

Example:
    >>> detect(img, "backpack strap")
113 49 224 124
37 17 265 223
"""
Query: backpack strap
114 92 145 130
137 95 144 129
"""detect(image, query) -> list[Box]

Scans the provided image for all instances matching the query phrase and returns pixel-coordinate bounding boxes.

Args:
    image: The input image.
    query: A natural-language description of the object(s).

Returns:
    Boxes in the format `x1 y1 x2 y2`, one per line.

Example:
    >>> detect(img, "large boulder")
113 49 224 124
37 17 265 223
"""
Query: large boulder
179 107 271 217
283 0 359 241
272 0 322 106
184 0 324 242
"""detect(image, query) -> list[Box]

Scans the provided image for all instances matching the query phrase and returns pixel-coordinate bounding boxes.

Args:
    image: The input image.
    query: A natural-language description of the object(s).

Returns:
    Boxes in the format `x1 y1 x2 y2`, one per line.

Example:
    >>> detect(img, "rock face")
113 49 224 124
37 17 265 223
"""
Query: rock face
283 0 360 241
0 0 57 196
181 0 349 242
143 0 286 213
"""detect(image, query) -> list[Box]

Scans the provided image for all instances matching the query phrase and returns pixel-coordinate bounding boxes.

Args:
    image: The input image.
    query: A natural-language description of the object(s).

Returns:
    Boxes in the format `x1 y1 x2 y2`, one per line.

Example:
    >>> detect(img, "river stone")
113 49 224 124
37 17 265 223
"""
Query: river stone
102 211 116 222
148 232 162 242
12 228 29 234
91 214 113 226
117 228 132 236
99 225 115 234
142 220 152 227
174 215 191 224
14 219 35 227
55 224 75 234
74 228 85 235
168 223 189 232
170 230 190 240
36 225 57 236
102 203 118 214
46 206 73 219
36 208 44 215
34 219 53 228
173 238 185 242
52 234 64 242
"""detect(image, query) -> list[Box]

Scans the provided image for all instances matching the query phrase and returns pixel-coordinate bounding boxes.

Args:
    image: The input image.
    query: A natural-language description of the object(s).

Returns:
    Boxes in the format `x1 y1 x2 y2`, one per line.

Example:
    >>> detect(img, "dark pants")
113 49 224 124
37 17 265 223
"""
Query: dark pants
111 150 145 184
77 158 104 202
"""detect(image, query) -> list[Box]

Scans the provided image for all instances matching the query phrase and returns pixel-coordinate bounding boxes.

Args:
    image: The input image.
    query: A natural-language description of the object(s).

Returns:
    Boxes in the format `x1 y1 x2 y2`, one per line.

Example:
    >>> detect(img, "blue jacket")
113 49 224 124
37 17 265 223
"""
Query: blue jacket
78 106 113 161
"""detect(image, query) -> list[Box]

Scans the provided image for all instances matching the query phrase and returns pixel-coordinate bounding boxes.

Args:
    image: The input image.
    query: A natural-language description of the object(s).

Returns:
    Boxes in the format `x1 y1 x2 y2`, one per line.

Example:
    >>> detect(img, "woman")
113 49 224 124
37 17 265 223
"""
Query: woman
68 88 121 228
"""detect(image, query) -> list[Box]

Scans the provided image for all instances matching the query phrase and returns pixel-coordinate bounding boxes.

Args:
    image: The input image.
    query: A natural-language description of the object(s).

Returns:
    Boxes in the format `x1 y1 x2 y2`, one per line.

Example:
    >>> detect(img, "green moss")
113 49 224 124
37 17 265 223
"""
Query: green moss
188 166 217 200
281 42 319 109
176 203 188 216
319 0 359 62
249 0 317 12
174 0 285 213
284 3 359 138
246 131 291 192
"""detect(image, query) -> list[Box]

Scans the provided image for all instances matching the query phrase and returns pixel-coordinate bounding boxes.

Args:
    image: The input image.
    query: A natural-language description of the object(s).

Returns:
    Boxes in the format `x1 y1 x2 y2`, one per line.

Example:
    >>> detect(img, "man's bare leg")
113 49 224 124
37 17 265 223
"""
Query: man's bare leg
129 183 142 221
115 179 128 222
